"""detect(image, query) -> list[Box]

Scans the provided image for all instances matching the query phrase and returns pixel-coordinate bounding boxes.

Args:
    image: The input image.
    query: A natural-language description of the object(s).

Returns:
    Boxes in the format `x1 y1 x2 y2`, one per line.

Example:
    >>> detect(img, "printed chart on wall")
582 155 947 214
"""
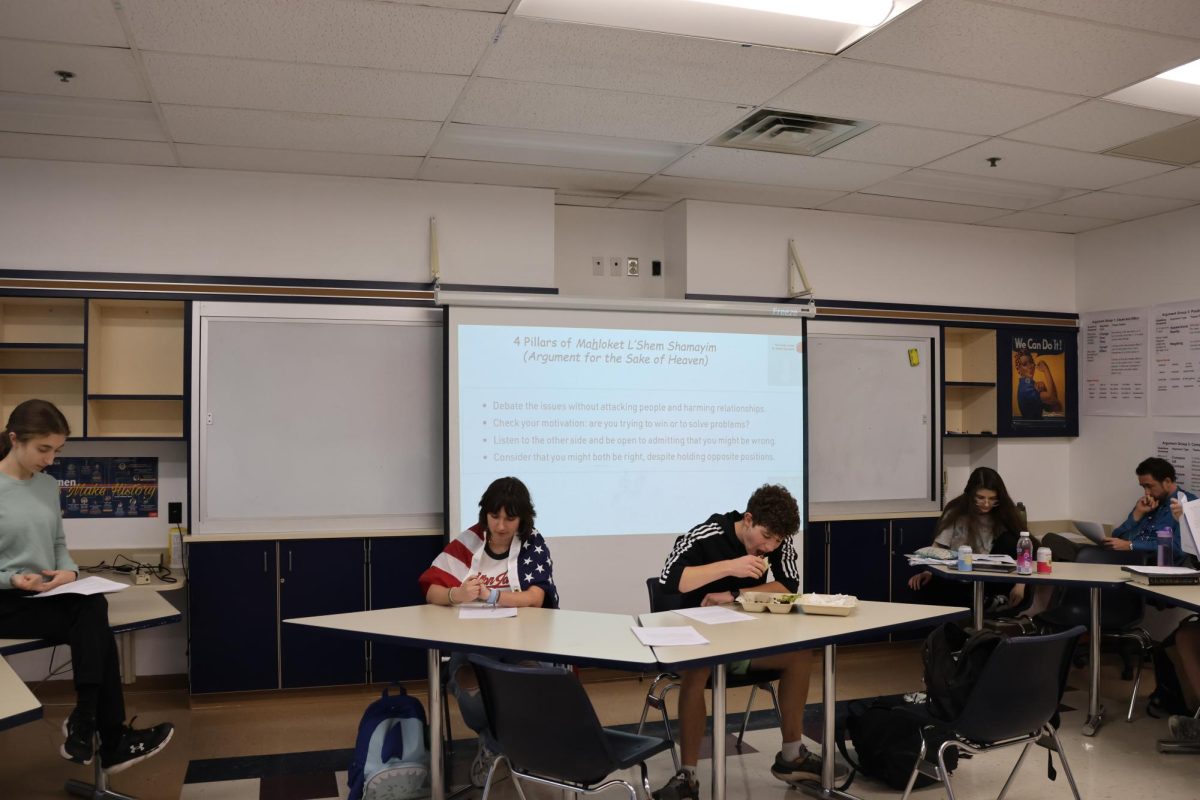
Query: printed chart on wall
1081 308 1147 417
1151 300 1200 417
43 457 158 518
1155 432 1200 490
998 329 1077 436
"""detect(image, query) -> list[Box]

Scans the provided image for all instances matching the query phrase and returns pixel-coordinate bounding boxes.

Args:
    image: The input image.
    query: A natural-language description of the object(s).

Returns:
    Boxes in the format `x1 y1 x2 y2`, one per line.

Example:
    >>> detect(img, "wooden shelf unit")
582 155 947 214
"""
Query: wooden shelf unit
0 297 185 440
944 328 996 435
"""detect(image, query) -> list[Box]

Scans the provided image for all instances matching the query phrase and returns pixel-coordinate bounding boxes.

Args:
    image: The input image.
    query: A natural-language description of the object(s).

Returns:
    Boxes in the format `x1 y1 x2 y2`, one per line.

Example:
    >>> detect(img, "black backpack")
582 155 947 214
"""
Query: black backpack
922 623 1005 721
835 697 961 790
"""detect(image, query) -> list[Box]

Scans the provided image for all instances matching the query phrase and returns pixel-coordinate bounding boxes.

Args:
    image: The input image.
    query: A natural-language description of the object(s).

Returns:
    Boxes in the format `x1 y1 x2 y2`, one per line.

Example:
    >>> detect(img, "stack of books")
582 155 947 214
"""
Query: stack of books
1121 566 1200 586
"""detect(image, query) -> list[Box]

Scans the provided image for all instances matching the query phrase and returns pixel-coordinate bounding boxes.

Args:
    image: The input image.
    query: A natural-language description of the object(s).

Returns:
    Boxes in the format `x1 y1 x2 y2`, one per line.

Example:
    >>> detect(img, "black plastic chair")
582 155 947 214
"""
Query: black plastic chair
896 626 1086 800
1035 546 1154 721
469 654 673 800
635 578 782 769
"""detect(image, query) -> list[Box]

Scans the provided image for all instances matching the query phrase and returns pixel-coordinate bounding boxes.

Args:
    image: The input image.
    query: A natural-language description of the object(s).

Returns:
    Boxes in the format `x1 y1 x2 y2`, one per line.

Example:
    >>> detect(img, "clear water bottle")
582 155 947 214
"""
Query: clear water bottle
1016 531 1034 576
1157 528 1174 567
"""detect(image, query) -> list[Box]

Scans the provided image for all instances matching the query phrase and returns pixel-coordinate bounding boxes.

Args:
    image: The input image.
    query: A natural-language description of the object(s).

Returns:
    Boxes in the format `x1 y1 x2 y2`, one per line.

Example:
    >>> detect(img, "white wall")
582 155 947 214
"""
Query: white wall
1072 205 1200 523
0 159 556 287
553 206 666 299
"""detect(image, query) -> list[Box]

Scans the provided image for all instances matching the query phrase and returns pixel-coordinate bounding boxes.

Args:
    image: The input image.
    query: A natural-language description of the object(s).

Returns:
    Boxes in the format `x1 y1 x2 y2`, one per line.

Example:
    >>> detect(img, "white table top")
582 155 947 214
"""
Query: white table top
1127 582 1200 613
0 657 40 730
640 601 967 669
0 587 181 656
286 604 659 671
928 561 1132 588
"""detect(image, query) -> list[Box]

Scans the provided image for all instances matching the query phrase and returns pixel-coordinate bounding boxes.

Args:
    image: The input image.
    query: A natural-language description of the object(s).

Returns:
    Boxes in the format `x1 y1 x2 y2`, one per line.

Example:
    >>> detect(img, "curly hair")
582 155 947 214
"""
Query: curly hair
745 484 800 538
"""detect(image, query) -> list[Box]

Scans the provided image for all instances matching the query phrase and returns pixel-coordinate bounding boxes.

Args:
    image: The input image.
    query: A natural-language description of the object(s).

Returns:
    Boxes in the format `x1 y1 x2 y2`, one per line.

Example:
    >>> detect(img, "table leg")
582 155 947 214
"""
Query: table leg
799 645 860 800
428 648 444 800
972 582 984 631
1082 587 1105 737
117 631 136 685
711 663 726 800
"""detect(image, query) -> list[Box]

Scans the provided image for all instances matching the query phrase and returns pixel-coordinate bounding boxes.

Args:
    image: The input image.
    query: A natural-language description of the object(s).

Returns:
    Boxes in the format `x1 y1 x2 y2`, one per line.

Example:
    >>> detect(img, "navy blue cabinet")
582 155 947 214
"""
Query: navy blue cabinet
368 535 444 683
803 524 827 594
889 517 942 641
188 541 278 693
279 538 367 688
828 520 891 602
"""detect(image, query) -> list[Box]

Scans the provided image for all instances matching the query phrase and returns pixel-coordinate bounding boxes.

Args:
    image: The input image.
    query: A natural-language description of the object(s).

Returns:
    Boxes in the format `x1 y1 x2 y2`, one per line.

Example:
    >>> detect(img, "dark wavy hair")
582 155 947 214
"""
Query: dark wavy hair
477 476 536 541
936 467 1022 551
1136 457 1176 483
1 399 70 459
745 484 800 538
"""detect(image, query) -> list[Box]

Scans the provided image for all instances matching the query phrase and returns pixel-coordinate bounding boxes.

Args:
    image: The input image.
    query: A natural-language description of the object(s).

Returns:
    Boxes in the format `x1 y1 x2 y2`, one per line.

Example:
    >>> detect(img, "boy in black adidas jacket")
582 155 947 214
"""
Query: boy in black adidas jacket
653 484 830 800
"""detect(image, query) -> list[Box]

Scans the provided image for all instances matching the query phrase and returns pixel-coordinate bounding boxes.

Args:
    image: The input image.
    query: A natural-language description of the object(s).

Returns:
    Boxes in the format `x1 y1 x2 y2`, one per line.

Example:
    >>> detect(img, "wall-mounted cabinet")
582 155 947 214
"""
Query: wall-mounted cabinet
0 296 185 440
943 327 996 437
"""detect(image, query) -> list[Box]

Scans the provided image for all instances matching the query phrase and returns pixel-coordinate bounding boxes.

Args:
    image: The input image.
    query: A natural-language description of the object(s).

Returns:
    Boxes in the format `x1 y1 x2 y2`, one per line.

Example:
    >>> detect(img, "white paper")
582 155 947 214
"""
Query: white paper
1125 566 1200 576
673 606 757 625
907 557 956 566
974 554 1016 565
458 605 518 619
1151 301 1200 416
1180 496 1200 559
1081 308 1148 417
25 576 129 598
632 626 709 646
1155 432 1200 491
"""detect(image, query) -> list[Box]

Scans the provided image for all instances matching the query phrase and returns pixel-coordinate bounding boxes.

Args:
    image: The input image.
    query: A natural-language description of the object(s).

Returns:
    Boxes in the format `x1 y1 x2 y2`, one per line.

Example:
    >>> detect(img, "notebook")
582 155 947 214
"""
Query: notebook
1121 566 1200 586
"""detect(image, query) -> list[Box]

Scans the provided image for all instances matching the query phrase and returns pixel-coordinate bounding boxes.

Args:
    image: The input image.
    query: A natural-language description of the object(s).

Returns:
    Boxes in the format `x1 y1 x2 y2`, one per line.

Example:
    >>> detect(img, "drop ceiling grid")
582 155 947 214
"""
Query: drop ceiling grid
993 0 1200 40
665 147 908 191
818 193 1012 224
0 0 130 47
175 143 424 179
923 139 1178 190
980 210 1115 233
1107 168 1200 201
0 40 150 101
844 0 1200 97
1034 191 1195 221
0 130 175 165
816 125 987 167
423 158 651 195
0 95 165 142
1002 100 1197 152
627 175 849 209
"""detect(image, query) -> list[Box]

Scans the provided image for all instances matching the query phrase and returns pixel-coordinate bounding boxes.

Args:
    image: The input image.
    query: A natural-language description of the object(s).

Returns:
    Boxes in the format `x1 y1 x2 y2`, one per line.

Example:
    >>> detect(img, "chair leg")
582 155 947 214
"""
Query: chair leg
737 684 759 749
1047 725 1083 800
995 741 1032 800
1127 654 1143 723
480 754 504 800
899 732 929 800
657 685 680 771
639 762 654 800
936 740 958 800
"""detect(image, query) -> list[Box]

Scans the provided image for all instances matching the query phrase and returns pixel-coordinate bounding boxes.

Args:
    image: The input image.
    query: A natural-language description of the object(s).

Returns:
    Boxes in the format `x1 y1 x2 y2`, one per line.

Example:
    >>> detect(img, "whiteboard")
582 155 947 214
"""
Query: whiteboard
192 302 442 535
808 320 940 515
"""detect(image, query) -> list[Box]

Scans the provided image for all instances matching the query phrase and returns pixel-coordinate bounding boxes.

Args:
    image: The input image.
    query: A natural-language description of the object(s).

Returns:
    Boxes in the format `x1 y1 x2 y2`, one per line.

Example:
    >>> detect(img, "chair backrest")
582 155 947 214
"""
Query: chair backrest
646 576 685 613
952 626 1085 742
1076 546 1146 628
468 655 618 785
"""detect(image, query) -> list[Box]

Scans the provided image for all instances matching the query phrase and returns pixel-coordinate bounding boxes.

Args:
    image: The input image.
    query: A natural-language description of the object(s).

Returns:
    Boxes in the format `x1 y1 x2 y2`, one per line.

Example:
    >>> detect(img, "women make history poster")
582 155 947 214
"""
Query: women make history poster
43 457 159 518
997 329 1078 437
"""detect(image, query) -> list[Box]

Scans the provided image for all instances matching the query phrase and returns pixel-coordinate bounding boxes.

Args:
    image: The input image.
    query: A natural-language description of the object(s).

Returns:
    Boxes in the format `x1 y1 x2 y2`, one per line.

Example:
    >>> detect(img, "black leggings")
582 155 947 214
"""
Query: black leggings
0 591 125 737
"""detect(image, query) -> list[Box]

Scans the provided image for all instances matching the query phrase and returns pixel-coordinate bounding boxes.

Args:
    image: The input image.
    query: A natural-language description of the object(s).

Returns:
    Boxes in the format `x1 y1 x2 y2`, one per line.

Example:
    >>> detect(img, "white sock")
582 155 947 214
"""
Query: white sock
681 765 697 780
782 741 805 761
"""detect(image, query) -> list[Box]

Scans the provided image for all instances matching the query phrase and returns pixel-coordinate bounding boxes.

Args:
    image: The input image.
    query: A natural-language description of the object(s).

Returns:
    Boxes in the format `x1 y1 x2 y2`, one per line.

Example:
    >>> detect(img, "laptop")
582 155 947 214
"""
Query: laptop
1071 521 1107 544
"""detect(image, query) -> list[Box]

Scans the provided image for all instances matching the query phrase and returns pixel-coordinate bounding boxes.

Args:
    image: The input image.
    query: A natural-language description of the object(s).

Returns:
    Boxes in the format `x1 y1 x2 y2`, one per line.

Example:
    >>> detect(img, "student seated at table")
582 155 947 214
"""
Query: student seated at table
0 399 174 773
653 484 832 800
1102 457 1197 566
417 476 559 786
1165 500 1200 741
906 467 1042 614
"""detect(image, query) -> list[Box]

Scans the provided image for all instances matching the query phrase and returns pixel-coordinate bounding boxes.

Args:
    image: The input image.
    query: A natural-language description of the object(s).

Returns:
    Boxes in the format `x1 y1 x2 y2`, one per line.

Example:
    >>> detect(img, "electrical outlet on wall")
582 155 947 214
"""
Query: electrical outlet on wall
609 257 622 276
591 256 604 276
626 257 640 277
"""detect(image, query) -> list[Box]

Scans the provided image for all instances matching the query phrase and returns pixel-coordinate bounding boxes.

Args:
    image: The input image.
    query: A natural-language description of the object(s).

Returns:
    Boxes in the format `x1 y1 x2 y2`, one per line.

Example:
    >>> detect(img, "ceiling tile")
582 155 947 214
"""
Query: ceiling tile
143 53 466 121
0 0 127 46
664 147 906 191
0 131 175 165
845 0 1200 96
1033 191 1194 220
161 105 441 156
771 60 1079 136
553 195 616 208
1005 100 1194 152
0 94 164 141
1107 167 1200 200
383 0 512 10
123 0 499 75
1106 78 1200 118
0 40 149 101
819 125 985 167
422 158 649 195
626 175 847 209
923 139 1175 189
819 193 1009 224
480 17 827 104
429 123 691 173
453 78 746 144
176 144 422 179
610 197 676 211
863 168 1083 210
980 211 1116 233
994 1 1200 40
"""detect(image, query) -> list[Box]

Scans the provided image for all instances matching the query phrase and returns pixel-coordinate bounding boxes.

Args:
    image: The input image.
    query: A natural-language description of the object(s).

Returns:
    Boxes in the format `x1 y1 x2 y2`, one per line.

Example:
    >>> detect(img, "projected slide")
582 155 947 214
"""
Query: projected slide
454 322 804 537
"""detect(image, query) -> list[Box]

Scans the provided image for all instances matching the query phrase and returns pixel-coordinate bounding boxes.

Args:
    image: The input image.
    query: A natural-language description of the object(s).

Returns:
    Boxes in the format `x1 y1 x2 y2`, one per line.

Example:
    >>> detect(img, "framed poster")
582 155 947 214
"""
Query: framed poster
996 328 1078 437
43 457 159 518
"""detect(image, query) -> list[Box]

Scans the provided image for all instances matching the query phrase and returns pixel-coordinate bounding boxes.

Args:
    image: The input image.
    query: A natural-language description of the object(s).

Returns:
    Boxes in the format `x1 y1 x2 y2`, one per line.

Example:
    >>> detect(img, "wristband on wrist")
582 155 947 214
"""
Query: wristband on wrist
447 585 457 605
487 588 501 606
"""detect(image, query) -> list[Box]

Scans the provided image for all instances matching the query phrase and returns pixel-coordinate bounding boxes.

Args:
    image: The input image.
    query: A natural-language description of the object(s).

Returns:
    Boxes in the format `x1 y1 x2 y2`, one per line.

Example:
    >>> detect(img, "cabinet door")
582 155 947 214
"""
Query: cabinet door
188 541 278 693
369 535 445 683
890 517 943 641
803 524 827 594
279 539 366 688
828 520 891 644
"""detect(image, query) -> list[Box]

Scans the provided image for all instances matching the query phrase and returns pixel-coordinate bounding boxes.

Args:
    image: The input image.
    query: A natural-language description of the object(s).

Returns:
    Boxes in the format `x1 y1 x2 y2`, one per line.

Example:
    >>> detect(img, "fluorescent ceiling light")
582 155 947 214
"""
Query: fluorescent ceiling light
1105 58 1200 116
515 0 922 54
430 123 690 173
1158 58 1200 86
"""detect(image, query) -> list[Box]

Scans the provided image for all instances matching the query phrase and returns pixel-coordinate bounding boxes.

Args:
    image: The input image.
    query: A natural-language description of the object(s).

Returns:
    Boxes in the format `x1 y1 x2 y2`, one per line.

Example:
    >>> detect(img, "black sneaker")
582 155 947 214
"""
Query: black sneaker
60 709 95 765
99 719 174 775
770 749 847 785
653 769 699 800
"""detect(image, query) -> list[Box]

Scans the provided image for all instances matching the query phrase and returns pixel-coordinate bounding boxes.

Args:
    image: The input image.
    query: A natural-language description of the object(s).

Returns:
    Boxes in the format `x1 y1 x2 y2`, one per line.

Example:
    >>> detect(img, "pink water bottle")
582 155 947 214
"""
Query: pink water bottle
1016 531 1033 576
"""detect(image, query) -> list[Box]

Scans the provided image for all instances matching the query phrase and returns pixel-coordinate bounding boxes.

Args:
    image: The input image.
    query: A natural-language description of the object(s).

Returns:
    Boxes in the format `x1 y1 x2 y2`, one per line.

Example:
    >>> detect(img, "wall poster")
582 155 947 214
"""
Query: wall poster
1151 300 1200 417
43 457 159 518
996 328 1078 437
1081 308 1148 417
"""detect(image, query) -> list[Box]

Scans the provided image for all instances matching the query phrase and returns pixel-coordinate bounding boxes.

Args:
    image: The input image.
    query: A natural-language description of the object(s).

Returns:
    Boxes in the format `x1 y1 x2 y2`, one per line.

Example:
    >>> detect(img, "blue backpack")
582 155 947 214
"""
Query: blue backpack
347 685 430 800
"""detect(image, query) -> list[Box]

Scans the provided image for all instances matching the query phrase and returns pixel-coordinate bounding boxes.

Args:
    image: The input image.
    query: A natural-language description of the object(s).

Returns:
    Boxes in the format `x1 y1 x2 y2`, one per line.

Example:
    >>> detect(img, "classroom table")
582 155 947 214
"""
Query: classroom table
286 604 659 800
927 561 1131 736
639 601 967 800
1124 582 1200 754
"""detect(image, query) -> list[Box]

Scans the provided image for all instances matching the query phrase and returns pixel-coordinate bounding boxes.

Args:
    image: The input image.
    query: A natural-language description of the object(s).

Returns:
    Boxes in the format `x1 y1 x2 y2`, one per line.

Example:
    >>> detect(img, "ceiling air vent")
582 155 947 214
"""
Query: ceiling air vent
713 110 875 156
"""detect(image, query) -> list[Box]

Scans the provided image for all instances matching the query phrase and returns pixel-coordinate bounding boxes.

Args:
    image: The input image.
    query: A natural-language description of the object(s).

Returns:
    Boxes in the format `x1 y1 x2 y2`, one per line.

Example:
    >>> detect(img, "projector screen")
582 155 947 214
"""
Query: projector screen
446 303 806 539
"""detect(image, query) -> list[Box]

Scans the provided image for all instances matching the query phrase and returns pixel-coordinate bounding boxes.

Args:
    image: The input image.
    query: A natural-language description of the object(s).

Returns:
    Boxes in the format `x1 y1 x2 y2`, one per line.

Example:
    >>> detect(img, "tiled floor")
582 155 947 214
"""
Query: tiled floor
3 641 1197 799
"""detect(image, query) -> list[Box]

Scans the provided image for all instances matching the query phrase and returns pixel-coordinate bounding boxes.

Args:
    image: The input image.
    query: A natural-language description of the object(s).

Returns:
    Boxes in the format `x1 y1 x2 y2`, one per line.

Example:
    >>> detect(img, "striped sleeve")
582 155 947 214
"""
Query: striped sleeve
770 535 800 593
659 521 725 593
417 527 482 598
